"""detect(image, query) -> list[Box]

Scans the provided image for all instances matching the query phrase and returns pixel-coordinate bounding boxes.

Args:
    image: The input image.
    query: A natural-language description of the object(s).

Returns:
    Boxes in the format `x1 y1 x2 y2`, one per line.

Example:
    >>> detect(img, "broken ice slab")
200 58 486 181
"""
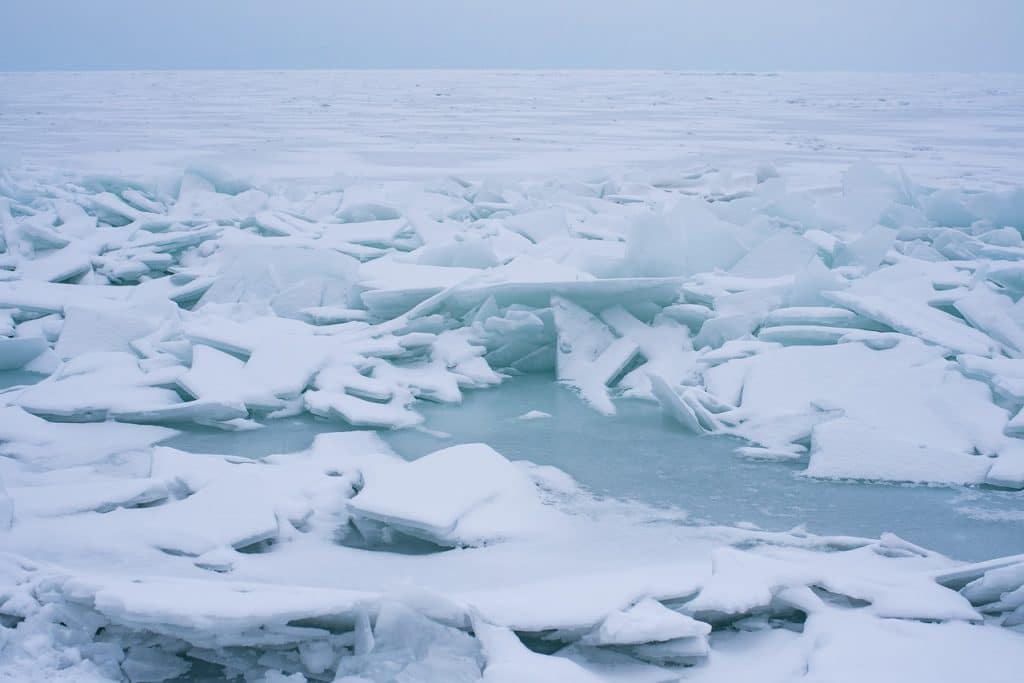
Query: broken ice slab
472 618 604 683
15 245 94 283
0 310 13 337
135 272 216 305
313 364 394 402
239 336 332 404
591 338 641 388
729 230 818 279
658 303 713 333
196 244 361 320
119 645 191 682
322 217 408 245
988 264 1024 296
692 313 760 350
337 602 482 682
502 208 570 243
334 195 402 223
552 296 639 415
222 228 388 261
806 419 993 485
17 216 71 250
137 472 282 556
956 355 1024 402
832 225 898 272
56 303 178 359
120 188 165 214
824 290 996 356
959 561 1024 611
15 352 189 422
241 210 303 237
953 285 1024 357
706 341 1009 468
623 198 746 278
787 255 850 307
18 380 183 422
0 405 175 467
110 398 249 425
688 544 980 625
85 191 149 225
600 305 696 393
580 598 710 647
507 343 556 373
123 444 367 557
699 339 780 369
58 574 376 645
985 442 1024 489
627 635 709 666
361 276 684 320
6 478 169 517
0 280 132 315
13 312 62 343
791 609 1024 681
182 317 260 357
0 336 47 370
346 443 559 547
125 224 222 253
177 344 246 401
734 444 807 461
756 325 868 346
478 308 554 371
93 254 156 284
304 390 423 429
300 306 370 325
650 376 717 434
761 306 873 329
359 258 481 293
517 410 552 421
1006 408 1024 439
555 643 681 682
934 554 1024 591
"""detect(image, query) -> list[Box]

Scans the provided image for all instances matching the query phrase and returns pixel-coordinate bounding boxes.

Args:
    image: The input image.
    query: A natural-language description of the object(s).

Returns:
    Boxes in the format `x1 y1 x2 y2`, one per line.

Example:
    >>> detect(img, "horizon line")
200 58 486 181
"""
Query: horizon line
3 66 1023 75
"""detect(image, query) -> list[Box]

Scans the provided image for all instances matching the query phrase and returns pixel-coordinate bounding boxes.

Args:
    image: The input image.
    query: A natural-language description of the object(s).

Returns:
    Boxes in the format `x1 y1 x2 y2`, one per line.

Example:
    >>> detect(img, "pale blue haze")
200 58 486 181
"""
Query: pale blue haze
0 0 1021 71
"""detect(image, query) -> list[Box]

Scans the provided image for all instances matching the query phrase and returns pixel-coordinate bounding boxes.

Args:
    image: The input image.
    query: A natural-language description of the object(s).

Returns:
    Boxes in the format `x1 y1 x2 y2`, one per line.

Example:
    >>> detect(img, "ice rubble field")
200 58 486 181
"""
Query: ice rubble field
0 71 1024 682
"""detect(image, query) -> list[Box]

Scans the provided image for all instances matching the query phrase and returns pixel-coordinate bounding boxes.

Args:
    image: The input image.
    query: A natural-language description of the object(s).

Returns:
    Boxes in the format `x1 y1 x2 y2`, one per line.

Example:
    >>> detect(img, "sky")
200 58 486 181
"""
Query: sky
0 0 1021 72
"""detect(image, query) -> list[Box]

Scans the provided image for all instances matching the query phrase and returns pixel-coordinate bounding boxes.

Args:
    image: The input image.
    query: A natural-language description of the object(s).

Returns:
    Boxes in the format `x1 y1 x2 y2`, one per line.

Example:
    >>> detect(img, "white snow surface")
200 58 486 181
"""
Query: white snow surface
1 70 1023 681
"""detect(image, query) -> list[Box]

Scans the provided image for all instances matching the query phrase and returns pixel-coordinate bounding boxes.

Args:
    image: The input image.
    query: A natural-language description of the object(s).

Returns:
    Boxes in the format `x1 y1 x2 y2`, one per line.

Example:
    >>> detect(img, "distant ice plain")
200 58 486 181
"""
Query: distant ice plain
2 70 1022 188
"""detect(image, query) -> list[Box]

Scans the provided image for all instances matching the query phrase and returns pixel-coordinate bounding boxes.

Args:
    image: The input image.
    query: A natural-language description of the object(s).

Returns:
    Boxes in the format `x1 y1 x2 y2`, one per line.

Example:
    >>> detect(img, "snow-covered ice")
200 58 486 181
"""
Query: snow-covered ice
1 69 1023 681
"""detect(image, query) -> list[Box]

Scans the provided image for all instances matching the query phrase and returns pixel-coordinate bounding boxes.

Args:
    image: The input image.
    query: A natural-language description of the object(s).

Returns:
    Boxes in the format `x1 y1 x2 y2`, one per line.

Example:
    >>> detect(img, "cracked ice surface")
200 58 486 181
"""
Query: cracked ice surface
1 71 1024 682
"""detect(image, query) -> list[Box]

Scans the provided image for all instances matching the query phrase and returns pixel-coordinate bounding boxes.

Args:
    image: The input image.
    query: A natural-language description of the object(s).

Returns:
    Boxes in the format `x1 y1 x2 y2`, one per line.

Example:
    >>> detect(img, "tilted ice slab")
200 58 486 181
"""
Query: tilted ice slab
361 270 685 321
551 296 640 415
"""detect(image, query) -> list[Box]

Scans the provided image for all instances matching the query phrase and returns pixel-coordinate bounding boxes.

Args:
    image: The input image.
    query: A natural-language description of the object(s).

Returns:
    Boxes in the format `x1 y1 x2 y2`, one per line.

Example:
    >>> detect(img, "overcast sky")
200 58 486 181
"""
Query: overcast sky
1 0 1021 71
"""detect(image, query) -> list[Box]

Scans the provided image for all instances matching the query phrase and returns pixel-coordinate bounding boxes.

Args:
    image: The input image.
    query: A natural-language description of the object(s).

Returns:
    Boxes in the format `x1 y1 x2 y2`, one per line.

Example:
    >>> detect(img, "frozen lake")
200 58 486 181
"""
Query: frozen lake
3 69 1024 682
2 70 1023 190
163 374 1024 562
